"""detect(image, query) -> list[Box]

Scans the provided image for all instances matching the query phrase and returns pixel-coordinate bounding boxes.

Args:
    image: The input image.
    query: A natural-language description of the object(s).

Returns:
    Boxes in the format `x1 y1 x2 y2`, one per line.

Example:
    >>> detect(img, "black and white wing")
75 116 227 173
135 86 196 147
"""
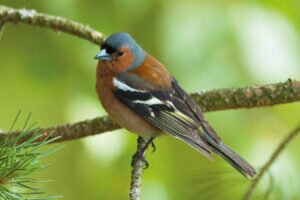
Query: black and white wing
113 73 215 159
113 73 256 177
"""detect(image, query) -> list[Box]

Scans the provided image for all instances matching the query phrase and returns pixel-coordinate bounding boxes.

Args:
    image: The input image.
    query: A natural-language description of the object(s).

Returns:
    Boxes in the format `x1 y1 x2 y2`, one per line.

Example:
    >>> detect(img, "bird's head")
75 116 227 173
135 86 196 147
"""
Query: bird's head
94 33 146 71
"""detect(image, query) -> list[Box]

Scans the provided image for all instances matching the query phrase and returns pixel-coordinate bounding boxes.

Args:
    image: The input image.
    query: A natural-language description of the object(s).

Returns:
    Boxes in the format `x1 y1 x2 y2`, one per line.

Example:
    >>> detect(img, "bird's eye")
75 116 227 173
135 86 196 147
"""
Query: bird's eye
118 51 124 56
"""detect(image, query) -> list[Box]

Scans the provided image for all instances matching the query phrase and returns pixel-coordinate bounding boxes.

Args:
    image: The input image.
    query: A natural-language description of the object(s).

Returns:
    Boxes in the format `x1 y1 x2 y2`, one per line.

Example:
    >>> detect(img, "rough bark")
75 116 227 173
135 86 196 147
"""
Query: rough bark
130 137 150 200
1 79 299 143
0 5 105 45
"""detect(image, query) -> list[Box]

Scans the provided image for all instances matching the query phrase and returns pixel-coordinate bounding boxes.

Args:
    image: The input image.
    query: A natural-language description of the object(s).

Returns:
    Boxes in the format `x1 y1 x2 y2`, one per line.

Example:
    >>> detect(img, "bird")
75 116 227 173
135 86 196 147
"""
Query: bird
94 32 256 177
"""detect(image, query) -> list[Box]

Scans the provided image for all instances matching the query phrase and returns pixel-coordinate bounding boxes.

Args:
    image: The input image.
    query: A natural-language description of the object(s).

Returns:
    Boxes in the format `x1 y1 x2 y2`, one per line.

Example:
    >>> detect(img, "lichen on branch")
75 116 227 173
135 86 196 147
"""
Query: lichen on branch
130 137 150 200
191 79 300 112
0 79 299 143
0 5 105 45
0 6 300 144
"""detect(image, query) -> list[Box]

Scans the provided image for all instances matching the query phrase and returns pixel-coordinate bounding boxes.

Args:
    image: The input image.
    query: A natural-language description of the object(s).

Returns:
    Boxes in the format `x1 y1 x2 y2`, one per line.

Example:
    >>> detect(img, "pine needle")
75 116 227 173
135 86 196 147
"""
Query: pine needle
0 112 62 200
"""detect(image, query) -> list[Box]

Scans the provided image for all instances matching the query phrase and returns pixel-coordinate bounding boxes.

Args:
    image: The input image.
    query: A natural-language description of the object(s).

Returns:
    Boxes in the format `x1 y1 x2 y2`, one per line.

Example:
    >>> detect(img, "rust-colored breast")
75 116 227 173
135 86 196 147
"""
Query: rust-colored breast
95 66 162 137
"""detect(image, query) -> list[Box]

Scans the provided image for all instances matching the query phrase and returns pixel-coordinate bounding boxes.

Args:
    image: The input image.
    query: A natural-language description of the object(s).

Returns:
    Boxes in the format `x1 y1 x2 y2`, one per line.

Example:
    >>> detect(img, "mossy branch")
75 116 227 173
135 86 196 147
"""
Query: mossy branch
0 5 105 45
191 79 300 112
0 6 299 144
0 79 299 143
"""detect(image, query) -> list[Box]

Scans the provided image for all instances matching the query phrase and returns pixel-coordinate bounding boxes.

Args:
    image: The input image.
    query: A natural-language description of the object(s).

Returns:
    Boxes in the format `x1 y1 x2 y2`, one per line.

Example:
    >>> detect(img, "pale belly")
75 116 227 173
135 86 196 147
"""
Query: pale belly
96 79 163 137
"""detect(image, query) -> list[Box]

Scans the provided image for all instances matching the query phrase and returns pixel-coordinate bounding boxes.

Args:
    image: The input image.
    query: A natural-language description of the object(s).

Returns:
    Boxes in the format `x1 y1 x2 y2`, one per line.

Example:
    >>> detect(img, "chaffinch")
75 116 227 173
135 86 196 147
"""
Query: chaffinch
94 33 256 177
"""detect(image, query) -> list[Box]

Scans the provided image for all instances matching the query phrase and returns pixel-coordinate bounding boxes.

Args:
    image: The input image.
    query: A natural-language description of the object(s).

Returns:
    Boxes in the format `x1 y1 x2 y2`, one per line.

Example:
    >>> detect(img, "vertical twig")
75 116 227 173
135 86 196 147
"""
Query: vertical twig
0 20 5 39
243 125 300 200
130 137 150 200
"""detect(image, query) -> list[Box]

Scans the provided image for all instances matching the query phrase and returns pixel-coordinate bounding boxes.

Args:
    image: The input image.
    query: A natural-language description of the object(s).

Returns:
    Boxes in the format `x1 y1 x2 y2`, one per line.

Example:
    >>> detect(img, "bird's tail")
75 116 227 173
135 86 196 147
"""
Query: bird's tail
202 131 256 178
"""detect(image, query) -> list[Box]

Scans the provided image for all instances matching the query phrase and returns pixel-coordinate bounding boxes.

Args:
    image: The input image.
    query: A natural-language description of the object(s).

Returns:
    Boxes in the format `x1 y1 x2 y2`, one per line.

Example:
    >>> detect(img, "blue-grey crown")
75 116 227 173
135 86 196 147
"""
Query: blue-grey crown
102 33 146 71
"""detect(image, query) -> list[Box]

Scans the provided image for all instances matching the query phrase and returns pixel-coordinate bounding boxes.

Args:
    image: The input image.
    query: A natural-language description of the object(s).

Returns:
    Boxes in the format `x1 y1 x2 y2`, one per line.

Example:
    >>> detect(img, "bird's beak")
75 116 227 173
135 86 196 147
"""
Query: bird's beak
94 49 112 61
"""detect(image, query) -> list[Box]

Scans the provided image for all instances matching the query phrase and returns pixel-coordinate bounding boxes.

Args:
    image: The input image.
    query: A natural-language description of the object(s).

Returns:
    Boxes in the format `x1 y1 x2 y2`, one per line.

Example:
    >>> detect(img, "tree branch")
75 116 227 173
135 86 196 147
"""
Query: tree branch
0 6 299 143
191 79 300 112
243 125 300 200
0 5 105 45
0 79 299 143
130 137 150 200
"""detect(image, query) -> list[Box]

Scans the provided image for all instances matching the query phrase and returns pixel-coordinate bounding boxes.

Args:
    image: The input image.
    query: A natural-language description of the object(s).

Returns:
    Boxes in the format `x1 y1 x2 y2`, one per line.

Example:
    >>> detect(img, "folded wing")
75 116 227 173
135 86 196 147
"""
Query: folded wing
113 73 214 159
113 72 256 177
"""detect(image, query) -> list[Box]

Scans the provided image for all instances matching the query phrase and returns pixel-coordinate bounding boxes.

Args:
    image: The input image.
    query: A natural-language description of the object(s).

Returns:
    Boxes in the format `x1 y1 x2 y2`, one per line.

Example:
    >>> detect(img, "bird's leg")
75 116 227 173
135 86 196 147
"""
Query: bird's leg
131 137 156 169
149 137 156 153
131 151 149 169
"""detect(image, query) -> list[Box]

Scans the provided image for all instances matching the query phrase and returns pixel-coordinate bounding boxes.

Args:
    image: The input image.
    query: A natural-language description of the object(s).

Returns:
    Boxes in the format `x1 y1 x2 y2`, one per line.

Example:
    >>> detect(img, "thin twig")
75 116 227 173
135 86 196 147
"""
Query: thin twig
130 137 150 200
263 171 274 200
243 125 300 200
0 20 5 39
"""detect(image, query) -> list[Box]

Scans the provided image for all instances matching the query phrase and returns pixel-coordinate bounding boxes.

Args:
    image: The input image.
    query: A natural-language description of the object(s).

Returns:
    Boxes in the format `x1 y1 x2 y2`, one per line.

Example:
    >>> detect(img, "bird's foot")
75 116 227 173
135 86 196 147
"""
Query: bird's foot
131 136 156 169
131 151 149 169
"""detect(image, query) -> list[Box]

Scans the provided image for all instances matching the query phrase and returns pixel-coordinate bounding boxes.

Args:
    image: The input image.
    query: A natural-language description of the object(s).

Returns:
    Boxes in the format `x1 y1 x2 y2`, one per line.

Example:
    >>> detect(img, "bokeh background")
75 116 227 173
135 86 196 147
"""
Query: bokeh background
0 0 299 199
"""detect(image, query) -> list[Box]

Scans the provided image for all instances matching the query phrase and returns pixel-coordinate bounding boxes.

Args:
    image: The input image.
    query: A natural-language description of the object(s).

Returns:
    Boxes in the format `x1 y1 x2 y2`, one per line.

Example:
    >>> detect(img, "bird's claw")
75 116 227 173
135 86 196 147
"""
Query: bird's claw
131 151 149 169
150 140 156 153
131 137 156 169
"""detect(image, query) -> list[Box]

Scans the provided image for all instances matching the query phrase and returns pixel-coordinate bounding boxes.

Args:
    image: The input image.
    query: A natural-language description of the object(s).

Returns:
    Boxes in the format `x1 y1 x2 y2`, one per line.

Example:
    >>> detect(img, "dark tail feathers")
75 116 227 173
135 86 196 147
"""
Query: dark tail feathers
203 132 256 178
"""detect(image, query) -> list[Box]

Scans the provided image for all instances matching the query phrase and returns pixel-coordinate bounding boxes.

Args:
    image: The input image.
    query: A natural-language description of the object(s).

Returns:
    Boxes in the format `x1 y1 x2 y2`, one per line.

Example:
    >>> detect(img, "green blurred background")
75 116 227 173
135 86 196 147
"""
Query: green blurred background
0 0 299 199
